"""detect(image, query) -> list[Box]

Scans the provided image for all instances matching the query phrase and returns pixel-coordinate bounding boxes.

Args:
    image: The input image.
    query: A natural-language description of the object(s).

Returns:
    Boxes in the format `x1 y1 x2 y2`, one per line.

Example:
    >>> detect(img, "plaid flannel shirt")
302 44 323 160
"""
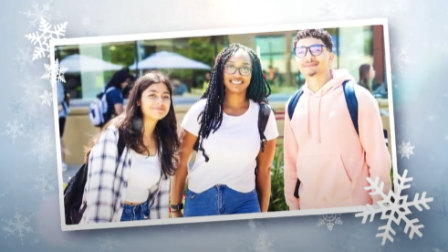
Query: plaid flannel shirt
79 125 170 223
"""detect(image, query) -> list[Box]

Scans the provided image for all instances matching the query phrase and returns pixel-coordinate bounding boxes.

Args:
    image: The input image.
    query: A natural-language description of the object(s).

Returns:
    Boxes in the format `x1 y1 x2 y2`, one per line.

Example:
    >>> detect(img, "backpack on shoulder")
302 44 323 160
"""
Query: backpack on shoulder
89 87 115 127
63 130 126 225
192 102 272 155
287 80 387 199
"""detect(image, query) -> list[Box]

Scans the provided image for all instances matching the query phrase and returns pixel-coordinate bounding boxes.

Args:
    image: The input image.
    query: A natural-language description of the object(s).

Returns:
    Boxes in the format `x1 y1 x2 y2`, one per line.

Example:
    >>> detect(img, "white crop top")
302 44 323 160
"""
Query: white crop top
124 149 161 203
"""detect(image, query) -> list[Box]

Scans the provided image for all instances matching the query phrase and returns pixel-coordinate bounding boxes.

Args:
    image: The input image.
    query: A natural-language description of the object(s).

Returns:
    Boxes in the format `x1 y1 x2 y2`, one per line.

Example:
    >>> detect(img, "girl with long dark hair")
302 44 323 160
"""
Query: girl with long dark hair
358 64 376 92
80 71 180 223
170 43 279 217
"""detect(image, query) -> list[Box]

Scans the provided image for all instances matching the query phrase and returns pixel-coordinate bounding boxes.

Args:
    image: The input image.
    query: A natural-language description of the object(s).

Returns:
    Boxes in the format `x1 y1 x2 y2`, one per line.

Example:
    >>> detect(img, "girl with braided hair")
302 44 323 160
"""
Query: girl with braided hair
170 43 279 217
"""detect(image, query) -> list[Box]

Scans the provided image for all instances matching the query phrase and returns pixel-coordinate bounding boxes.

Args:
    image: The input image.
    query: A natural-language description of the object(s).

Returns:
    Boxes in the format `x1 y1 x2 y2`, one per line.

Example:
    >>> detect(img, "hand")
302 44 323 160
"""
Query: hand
171 211 183 218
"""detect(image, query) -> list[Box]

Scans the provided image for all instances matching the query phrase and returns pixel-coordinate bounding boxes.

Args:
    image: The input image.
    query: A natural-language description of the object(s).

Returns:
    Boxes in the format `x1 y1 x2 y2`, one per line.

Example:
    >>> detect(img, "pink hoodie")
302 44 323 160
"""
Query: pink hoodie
283 69 391 210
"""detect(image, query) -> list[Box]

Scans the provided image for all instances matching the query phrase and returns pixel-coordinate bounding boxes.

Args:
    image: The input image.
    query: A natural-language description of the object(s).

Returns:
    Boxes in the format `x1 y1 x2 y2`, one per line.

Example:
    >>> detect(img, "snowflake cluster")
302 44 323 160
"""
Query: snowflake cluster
2 209 35 245
318 214 343 231
98 234 120 251
355 169 433 245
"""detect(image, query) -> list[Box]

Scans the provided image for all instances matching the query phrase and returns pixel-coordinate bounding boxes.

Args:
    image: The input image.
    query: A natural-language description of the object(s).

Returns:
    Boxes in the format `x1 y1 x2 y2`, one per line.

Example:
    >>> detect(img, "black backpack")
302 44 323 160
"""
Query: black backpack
192 103 272 165
63 131 126 225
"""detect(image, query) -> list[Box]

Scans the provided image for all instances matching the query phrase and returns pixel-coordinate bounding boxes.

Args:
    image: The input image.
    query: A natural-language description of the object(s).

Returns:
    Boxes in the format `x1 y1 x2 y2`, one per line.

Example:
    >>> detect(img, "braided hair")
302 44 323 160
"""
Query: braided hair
196 43 272 161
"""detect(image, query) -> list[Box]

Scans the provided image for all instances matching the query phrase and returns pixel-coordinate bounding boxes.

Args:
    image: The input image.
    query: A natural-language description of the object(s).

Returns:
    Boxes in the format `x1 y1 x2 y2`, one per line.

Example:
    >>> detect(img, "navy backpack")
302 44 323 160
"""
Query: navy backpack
287 80 388 198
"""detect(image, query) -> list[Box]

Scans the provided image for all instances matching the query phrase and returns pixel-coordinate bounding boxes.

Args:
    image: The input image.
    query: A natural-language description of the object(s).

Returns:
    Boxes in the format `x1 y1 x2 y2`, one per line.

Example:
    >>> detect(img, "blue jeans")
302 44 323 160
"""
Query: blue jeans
183 184 260 217
120 202 150 221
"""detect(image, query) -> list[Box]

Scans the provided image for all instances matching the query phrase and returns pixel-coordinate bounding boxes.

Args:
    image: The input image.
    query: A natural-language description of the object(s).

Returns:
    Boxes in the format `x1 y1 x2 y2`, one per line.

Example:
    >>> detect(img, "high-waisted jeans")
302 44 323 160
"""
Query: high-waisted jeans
183 184 260 217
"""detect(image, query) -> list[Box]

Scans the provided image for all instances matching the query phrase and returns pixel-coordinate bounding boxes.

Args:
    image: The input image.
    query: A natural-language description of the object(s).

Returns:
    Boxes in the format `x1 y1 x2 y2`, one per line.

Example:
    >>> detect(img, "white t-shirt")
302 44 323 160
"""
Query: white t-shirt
181 99 279 193
124 150 161 203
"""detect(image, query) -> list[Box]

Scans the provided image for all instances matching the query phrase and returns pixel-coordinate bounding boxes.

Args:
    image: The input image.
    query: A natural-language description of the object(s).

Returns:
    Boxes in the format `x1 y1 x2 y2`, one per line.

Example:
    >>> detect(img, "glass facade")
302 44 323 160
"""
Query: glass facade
55 26 382 102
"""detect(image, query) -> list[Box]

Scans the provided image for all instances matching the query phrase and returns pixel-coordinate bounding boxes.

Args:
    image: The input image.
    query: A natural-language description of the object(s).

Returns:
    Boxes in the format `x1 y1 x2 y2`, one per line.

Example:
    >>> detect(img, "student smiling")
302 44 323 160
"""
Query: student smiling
170 43 279 217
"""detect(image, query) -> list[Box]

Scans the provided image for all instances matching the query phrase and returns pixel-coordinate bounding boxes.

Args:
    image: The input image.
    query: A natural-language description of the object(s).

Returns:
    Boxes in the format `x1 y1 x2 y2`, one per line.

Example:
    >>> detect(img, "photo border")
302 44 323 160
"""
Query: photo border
49 17 398 232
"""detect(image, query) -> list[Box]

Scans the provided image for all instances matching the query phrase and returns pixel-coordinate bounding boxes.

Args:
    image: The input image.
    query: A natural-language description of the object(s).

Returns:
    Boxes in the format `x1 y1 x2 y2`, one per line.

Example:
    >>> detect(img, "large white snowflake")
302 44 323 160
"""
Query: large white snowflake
398 141 415 159
355 169 433 245
42 58 67 85
2 209 35 245
25 17 68 61
98 235 120 251
30 165 56 199
317 214 343 230
2 118 25 144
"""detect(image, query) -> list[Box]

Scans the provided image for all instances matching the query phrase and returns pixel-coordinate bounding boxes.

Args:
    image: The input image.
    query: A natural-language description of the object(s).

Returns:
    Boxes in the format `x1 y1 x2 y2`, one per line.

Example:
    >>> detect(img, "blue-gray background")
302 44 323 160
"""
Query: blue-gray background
1 0 447 251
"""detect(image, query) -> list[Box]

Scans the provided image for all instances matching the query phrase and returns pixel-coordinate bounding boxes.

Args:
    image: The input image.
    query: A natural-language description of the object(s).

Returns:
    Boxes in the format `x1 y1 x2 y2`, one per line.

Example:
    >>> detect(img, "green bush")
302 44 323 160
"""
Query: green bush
268 145 289 212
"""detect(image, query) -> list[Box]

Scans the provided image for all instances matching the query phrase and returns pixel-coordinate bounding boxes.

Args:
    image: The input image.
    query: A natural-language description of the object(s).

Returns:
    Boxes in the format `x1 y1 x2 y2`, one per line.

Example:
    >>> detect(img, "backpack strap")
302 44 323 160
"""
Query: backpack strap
342 80 359 135
258 103 271 153
292 81 359 199
287 88 304 120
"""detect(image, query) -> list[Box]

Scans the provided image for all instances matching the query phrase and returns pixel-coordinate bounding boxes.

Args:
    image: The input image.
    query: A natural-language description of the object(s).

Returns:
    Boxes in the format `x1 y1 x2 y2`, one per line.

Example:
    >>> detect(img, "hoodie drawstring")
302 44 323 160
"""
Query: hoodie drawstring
317 94 322 143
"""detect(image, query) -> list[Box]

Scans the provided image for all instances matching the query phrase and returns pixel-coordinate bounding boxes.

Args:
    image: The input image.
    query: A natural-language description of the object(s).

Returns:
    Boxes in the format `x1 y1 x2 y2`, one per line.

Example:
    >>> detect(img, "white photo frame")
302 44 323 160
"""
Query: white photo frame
50 17 397 231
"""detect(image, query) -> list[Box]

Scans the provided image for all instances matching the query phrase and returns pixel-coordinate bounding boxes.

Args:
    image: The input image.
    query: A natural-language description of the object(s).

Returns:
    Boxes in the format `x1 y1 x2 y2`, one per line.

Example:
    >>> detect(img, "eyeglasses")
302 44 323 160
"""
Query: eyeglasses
224 65 252 76
293 44 326 58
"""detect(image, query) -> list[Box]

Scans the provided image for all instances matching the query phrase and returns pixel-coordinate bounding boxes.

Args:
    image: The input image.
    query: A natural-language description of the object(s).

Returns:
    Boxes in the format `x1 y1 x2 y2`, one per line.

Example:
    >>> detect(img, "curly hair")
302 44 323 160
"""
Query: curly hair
196 43 271 161
293 29 333 52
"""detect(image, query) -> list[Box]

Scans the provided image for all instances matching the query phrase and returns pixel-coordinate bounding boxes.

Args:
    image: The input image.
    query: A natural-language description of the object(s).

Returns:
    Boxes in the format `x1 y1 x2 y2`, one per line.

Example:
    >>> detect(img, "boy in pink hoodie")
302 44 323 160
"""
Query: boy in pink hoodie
284 29 391 210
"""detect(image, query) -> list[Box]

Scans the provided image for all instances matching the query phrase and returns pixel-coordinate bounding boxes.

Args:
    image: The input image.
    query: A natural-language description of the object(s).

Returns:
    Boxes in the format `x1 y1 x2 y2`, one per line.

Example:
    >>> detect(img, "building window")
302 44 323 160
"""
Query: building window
255 35 286 70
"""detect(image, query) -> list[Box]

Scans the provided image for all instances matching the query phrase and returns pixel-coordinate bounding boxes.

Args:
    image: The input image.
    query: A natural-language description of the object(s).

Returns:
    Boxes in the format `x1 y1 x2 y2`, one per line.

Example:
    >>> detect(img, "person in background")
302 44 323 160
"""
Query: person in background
101 68 133 127
57 80 69 172
122 75 136 99
284 29 391 211
358 64 388 99
202 72 210 93
172 79 188 96
358 64 375 93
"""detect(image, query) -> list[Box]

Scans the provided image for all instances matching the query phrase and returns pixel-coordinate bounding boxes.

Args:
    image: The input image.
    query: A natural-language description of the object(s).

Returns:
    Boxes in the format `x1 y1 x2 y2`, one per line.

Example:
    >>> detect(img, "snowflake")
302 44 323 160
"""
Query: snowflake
381 0 408 19
98 235 119 251
313 0 355 21
30 165 56 199
20 1 54 29
2 119 25 144
25 17 68 61
40 90 53 106
2 209 35 245
15 46 35 72
355 169 434 245
391 44 415 75
317 214 343 230
42 58 67 85
331 231 362 252
398 141 415 159
14 75 49 120
247 232 276 252
28 130 55 163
